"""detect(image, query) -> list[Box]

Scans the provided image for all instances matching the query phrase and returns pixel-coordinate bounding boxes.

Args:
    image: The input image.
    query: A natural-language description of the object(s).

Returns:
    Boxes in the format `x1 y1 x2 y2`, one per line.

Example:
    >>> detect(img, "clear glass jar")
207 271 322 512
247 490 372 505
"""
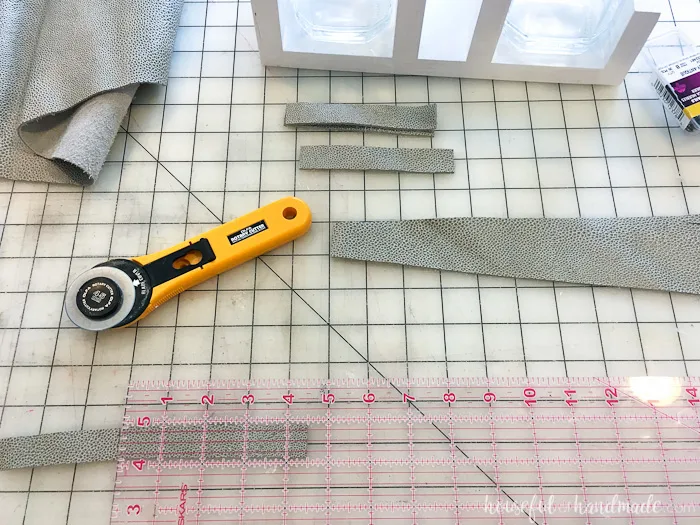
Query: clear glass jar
501 0 624 56
289 0 396 44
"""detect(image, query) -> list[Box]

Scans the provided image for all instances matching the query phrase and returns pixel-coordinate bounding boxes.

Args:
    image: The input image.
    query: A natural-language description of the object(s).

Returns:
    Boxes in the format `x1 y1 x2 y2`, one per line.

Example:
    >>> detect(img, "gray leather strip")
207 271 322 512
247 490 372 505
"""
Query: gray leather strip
331 215 700 295
0 424 308 470
0 429 121 470
299 145 455 173
120 423 308 461
0 0 183 185
285 103 437 136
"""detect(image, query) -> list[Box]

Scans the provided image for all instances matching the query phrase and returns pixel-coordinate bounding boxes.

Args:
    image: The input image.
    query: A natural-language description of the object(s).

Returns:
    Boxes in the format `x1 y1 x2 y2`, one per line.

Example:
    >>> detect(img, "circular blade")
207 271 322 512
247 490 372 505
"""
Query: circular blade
65 267 137 331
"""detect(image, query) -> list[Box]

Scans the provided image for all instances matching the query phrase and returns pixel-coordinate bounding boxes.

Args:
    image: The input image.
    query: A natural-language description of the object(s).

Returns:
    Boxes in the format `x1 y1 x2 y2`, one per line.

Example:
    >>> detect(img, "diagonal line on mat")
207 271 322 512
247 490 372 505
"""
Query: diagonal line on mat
119 128 541 524
119 125 223 223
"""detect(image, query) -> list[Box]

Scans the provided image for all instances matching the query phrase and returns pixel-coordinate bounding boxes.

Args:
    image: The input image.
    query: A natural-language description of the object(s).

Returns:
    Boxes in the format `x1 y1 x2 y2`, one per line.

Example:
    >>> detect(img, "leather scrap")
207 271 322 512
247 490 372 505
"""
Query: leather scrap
330 215 700 295
285 103 437 136
120 422 308 461
0 429 121 470
0 0 183 185
0 423 308 470
299 145 455 173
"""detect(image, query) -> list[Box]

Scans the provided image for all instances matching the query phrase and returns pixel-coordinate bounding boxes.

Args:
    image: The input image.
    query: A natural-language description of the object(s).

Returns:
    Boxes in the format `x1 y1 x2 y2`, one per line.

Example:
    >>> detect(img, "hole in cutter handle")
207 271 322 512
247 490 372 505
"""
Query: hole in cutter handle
172 250 203 270
143 238 216 288
283 207 297 220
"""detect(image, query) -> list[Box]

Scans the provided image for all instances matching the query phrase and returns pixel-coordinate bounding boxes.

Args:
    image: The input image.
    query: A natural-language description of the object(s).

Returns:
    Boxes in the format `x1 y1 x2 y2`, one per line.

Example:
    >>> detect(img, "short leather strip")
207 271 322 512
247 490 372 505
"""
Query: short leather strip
299 145 455 173
285 103 437 135
0 424 308 470
330 215 700 295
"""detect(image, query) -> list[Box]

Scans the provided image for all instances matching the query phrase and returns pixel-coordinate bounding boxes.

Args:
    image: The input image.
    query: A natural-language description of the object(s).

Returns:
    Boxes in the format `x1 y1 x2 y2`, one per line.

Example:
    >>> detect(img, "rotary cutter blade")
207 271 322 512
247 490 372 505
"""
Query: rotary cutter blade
65 197 311 331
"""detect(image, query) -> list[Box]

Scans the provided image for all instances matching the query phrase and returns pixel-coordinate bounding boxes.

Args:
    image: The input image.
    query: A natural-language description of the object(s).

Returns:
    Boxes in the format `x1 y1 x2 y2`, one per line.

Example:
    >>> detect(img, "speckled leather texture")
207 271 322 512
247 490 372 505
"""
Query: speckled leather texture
331 215 700 295
0 424 308 470
0 0 183 185
120 423 309 461
299 145 455 173
0 428 121 470
285 103 437 136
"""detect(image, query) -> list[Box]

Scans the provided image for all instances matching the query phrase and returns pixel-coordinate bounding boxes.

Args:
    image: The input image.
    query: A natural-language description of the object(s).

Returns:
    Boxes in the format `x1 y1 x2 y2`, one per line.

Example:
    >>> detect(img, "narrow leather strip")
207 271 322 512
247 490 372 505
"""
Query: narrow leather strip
285 103 437 136
330 215 700 295
0 429 120 470
120 423 308 461
299 145 455 173
0 423 308 470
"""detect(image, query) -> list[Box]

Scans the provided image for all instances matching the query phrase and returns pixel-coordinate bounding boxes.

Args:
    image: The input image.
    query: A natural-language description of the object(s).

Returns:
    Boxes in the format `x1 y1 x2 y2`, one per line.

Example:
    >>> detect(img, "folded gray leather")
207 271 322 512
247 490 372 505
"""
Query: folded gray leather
285 103 437 135
0 0 183 185
331 215 700 295
0 423 308 470
299 145 455 173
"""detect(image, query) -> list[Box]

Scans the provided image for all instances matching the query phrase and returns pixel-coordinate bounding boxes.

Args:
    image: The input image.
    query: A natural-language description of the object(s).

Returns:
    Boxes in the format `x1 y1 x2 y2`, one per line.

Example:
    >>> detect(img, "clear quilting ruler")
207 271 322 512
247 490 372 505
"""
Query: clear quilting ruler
110 377 700 524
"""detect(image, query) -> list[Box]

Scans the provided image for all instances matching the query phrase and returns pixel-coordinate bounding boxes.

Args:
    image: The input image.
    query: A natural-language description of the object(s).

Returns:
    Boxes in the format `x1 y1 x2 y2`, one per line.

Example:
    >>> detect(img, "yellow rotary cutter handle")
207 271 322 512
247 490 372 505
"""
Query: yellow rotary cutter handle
65 197 311 331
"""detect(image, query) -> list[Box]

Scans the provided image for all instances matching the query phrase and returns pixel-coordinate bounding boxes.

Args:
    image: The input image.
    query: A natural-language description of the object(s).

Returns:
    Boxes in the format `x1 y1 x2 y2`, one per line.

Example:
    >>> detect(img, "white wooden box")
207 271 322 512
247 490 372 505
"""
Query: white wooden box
252 0 661 85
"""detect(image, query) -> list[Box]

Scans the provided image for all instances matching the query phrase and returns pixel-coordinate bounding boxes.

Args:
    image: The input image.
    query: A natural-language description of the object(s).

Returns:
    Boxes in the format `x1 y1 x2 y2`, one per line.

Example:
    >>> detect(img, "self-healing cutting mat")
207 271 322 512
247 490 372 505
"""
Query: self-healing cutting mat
112 378 700 524
2 1 700 525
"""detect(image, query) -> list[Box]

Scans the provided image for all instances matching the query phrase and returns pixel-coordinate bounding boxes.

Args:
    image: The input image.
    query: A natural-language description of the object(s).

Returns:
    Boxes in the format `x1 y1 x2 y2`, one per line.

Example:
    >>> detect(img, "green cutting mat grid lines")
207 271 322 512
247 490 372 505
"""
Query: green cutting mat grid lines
1 0 700 523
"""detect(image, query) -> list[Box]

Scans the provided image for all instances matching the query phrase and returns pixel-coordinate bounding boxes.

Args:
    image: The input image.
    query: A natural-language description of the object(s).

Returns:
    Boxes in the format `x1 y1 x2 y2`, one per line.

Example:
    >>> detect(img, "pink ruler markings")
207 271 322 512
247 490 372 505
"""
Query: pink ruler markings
110 378 700 524
486 381 506 525
565 390 593 525
239 382 252 525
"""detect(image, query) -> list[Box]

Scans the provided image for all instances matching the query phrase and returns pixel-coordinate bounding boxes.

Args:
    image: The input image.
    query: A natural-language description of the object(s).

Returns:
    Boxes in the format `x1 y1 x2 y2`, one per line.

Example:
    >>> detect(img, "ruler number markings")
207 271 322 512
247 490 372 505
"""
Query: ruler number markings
201 394 215 405
113 378 700 524
443 392 456 403
523 387 537 406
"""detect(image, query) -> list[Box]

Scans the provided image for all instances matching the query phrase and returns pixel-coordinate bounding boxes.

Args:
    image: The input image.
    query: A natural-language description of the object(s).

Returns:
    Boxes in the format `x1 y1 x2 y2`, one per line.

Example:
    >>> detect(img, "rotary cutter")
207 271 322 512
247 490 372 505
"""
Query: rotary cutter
65 197 311 331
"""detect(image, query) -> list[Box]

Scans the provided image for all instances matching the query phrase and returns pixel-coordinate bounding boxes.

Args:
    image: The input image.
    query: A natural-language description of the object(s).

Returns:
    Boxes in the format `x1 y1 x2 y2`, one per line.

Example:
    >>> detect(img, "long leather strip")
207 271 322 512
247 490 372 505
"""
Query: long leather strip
330 215 700 295
0 424 308 470
299 145 455 173
285 103 437 136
